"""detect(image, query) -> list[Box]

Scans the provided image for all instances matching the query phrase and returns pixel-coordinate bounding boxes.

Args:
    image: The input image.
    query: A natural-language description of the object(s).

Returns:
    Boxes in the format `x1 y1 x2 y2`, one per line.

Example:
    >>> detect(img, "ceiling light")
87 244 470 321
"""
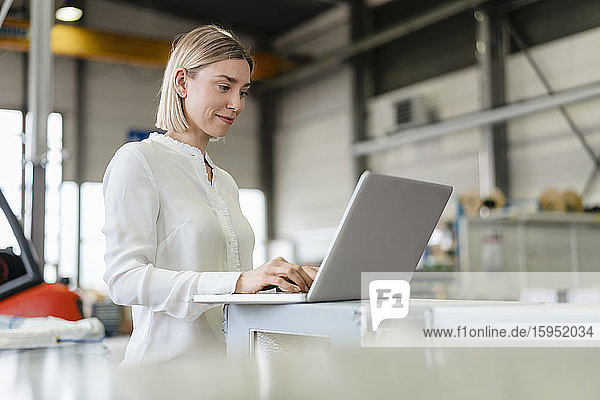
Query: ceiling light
55 1 83 22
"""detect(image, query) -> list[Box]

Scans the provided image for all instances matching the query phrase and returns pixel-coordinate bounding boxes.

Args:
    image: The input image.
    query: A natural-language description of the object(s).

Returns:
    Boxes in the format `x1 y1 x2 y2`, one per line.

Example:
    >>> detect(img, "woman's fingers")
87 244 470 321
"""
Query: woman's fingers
251 257 321 293
301 265 319 280
271 276 301 292
272 264 311 292
295 266 314 289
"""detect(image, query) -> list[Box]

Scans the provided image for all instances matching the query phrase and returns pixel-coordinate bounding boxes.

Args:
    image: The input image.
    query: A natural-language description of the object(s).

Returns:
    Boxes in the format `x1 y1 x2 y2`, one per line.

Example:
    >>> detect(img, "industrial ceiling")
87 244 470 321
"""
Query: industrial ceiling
103 0 342 39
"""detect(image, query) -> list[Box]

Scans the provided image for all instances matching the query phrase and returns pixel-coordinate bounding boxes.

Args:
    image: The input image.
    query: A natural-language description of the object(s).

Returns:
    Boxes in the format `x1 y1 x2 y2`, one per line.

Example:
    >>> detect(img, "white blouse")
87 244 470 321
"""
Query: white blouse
102 132 254 366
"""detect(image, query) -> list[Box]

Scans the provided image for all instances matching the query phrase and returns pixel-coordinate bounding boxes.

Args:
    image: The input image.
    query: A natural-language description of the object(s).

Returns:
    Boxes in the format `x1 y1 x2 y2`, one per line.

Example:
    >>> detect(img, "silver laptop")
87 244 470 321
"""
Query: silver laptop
193 171 452 304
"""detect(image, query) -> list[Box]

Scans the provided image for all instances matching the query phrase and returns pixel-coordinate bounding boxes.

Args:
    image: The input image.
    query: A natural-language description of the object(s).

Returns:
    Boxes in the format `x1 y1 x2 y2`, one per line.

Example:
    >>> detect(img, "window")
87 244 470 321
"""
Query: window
44 113 63 282
59 181 78 282
239 189 266 267
0 109 23 219
79 182 106 292
0 109 66 283
0 109 65 289
59 181 106 293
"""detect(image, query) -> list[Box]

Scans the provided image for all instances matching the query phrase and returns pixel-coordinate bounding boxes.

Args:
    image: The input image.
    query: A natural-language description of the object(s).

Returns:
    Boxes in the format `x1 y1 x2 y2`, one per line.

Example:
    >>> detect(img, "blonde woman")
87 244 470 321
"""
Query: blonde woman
102 26 317 366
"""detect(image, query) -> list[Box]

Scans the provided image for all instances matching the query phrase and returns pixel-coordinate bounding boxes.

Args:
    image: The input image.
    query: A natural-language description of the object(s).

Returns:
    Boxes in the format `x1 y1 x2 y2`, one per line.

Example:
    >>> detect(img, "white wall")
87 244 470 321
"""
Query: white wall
83 61 163 182
273 5 355 262
368 66 482 220
82 59 259 186
275 67 355 232
367 26 600 218
506 27 600 203
272 9 600 262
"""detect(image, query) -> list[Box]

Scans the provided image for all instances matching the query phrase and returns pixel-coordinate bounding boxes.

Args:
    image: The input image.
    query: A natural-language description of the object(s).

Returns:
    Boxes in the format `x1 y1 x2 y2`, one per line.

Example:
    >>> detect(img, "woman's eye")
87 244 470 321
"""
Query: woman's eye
241 91 249 97
218 84 230 91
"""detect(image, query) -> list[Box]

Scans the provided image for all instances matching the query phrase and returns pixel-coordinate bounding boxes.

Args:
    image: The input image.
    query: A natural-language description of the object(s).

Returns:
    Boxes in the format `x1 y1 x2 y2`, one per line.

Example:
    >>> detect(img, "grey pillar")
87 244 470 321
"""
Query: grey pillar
20 53 28 224
27 0 53 269
75 59 87 286
350 0 373 181
475 7 509 198
259 92 277 244
74 2 87 287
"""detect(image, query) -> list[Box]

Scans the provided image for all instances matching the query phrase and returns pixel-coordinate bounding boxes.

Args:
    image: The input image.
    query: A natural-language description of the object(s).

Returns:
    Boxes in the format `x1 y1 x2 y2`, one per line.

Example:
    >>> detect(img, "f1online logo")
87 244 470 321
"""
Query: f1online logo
369 280 410 331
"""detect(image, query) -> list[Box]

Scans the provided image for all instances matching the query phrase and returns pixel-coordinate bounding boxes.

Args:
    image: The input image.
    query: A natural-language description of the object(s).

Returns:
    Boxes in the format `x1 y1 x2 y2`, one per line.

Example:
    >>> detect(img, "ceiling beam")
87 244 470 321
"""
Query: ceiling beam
0 19 292 80
259 0 487 91
353 81 600 156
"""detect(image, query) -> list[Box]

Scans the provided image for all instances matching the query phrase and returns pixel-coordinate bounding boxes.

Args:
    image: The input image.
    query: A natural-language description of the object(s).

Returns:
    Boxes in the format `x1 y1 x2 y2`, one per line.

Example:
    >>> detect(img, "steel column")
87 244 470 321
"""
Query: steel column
26 0 53 270
75 59 87 286
475 7 509 198
259 92 277 244
20 53 27 224
350 0 372 181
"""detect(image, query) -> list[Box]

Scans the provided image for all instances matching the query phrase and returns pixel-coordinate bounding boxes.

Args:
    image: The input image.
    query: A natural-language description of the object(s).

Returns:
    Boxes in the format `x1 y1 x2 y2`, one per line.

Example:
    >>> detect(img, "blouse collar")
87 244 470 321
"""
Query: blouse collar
150 132 216 169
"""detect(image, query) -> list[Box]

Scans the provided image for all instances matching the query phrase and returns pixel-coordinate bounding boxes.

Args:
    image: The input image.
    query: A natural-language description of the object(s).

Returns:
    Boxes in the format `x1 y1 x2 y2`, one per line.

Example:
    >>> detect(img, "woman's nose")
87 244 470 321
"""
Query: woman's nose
227 96 243 114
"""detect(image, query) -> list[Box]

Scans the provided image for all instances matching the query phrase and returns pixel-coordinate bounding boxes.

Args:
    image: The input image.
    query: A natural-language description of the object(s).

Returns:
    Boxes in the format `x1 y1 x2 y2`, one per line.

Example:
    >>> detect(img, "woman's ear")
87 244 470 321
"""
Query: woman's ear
174 68 187 98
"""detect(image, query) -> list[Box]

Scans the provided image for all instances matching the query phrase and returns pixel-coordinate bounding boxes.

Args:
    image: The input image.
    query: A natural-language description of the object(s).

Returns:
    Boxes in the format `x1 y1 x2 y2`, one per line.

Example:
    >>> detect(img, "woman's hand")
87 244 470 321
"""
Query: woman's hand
234 257 319 293
301 265 319 281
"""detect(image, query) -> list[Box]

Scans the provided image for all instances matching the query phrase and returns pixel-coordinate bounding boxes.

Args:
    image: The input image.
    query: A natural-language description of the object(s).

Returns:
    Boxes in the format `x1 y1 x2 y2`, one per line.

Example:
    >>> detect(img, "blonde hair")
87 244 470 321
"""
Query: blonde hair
156 25 254 132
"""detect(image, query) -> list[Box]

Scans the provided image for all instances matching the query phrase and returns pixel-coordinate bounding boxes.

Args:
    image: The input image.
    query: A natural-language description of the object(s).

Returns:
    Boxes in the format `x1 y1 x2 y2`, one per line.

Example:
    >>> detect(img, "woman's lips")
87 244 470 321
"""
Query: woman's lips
216 114 234 125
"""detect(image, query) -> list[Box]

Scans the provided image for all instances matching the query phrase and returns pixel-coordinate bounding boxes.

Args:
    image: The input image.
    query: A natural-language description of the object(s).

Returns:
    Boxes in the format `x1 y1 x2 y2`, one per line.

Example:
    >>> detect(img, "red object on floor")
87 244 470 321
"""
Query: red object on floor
0 283 82 321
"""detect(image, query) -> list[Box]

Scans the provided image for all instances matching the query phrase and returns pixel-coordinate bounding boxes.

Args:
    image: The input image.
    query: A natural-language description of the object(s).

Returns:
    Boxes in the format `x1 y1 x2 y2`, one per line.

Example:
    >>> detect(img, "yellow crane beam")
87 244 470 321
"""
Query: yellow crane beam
0 19 294 80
